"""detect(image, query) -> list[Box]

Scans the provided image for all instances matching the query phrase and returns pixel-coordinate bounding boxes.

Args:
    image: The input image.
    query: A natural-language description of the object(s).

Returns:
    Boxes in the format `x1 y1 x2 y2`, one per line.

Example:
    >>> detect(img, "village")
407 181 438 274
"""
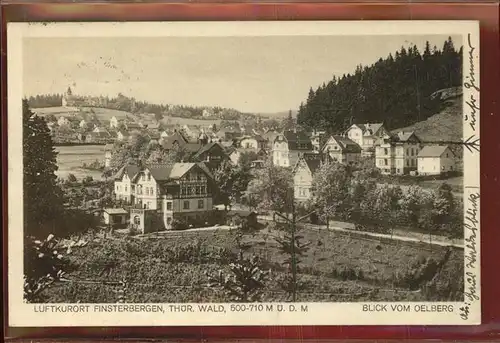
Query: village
36 87 463 236
22 33 467 304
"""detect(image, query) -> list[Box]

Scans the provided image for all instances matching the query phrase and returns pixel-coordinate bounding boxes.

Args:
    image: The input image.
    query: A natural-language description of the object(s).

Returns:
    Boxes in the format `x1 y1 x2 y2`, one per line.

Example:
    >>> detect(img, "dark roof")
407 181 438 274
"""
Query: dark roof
324 135 362 153
354 123 385 135
392 131 421 143
418 145 453 158
114 164 140 180
160 131 190 150
276 130 313 151
302 153 324 174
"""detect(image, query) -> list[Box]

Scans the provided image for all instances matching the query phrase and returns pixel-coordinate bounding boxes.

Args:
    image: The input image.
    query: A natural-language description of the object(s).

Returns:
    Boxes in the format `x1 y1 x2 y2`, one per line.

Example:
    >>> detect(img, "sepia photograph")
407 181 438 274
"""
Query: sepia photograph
8 21 480 326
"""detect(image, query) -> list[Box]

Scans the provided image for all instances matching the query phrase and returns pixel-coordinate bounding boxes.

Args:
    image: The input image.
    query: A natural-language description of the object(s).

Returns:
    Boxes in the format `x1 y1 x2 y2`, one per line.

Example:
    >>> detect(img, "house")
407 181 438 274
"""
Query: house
226 210 258 229
144 122 160 131
292 153 326 201
190 142 229 170
122 162 216 233
375 131 421 175
310 130 326 152
125 122 142 131
417 145 457 175
93 126 107 134
272 130 313 167
116 130 129 141
110 116 119 129
104 144 114 168
202 108 214 118
322 135 361 165
229 147 267 166
57 116 70 126
102 208 128 228
86 131 111 144
79 119 88 129
345 123 389 156
160 131 190 151
113 164 140 203
239 135 267 150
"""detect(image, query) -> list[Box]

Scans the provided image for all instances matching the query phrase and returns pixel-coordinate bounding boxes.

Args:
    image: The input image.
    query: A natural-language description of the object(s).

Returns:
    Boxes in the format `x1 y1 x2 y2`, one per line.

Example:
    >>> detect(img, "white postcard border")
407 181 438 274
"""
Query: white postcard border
7 20 481 327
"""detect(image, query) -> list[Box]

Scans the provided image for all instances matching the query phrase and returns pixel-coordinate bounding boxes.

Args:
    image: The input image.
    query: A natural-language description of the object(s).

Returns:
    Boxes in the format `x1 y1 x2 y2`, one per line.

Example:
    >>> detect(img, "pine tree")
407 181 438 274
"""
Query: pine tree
23 100 63 237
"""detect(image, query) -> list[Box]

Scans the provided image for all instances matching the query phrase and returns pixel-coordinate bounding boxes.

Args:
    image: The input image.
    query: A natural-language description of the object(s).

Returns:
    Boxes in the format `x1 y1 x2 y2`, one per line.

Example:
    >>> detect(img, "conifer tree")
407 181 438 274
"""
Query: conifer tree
23 100 63 237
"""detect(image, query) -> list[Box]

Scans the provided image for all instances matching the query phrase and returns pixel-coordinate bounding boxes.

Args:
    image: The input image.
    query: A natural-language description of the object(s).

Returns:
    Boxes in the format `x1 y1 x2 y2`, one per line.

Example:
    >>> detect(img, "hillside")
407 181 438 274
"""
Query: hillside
33 106 135 123
394 95 462 143
257 109 298 119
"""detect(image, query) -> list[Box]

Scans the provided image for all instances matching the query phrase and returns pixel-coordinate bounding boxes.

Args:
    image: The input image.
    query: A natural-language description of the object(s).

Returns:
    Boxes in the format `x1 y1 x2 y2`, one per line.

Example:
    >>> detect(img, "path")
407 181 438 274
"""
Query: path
257 215 464 249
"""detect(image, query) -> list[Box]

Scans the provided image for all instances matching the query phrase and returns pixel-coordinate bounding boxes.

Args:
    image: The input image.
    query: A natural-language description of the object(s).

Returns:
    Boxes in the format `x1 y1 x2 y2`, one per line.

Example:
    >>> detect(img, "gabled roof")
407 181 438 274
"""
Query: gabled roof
114 164 140 180
141 162 212 182
276 130 313 151
192 142 225 160
352 123 385 136
104 143 114 151
418 145 454 158
293 152 325 175
323 135 362 153
160 131 190 150
393 131 420 143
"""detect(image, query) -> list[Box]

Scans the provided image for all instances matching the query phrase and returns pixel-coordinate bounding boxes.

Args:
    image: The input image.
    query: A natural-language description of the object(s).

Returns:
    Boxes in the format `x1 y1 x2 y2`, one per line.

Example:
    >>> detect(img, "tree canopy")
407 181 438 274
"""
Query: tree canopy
23 100 64 237
297 37 462 133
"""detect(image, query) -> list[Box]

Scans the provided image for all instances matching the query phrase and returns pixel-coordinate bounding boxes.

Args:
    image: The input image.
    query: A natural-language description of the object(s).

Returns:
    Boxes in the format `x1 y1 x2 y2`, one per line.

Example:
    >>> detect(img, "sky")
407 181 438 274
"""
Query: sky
23 34 461 113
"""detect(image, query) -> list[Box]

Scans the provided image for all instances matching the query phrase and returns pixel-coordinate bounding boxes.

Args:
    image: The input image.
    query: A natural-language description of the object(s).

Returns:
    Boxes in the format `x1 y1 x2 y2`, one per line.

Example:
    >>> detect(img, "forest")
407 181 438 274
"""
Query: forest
297 37 463 133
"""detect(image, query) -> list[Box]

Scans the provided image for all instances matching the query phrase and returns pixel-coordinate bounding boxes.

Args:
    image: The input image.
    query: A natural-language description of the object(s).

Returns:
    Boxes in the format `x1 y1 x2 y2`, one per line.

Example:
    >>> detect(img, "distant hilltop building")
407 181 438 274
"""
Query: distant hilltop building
61 86 86 109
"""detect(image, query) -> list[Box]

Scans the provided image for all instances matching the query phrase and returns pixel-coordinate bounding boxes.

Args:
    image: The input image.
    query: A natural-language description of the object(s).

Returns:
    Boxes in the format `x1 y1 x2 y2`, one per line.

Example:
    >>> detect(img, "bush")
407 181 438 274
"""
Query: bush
171 218 189 231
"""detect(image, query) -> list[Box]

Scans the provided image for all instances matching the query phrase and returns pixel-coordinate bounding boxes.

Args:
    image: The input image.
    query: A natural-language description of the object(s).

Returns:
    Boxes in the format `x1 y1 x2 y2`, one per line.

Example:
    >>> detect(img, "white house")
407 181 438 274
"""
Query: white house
292 153 325 201
375 131 421 175
345 123 389 156
272 131 313 167
113 164 140 203
79 119 88 129
57 116 70 126
110 116 119 129
322 135 362 165
417 145 456 175
103 208 128 227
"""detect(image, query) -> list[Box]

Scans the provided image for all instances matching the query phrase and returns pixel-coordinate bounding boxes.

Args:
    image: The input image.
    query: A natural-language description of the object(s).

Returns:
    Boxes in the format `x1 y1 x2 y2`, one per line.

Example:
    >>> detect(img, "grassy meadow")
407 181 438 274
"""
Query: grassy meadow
41 226 464 303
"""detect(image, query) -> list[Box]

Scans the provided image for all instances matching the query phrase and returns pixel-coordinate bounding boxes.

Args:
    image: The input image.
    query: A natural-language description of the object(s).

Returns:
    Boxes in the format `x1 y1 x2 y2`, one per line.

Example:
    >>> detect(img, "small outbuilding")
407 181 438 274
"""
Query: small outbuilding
417 145 456 175
226 210 258 230
103 208 129 228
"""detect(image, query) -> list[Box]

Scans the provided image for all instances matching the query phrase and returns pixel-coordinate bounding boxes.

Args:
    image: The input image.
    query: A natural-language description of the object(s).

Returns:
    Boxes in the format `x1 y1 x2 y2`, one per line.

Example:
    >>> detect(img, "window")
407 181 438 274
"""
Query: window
450 166 454 171
133 216 140 225
406 149 410 155
141 174 145 181
198 200 204 209
384 148 388 155
147 174 151 181
150 187 154 195
145 188 149 196
166 202 172 210
406 160 409 167
384 159 388 166
125 185 128 192
446 153 449 158
167 217 172 225
183 201 190 210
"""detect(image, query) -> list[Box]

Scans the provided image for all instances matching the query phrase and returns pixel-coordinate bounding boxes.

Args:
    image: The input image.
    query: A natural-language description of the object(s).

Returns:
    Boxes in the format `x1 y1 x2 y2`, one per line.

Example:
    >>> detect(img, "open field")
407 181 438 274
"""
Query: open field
40 226 464 303
55 145 105 181
160 116 221 127
33 106 135 123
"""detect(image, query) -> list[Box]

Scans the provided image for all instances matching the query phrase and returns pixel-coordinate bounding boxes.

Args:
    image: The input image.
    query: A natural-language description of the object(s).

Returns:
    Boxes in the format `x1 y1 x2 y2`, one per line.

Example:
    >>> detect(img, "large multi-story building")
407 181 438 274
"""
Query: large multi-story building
113 162 216 232
375 131 421 175
272 130 313 167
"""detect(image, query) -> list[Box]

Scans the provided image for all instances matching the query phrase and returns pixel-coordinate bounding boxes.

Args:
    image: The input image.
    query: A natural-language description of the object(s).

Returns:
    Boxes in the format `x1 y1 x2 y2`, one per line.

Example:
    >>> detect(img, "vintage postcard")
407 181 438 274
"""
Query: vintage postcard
7 21 480 327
